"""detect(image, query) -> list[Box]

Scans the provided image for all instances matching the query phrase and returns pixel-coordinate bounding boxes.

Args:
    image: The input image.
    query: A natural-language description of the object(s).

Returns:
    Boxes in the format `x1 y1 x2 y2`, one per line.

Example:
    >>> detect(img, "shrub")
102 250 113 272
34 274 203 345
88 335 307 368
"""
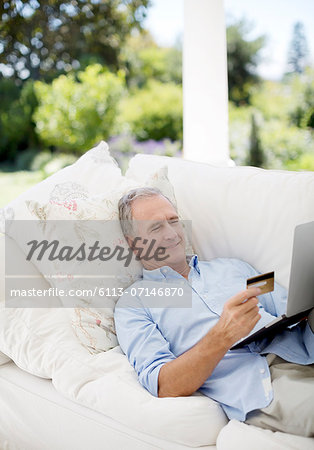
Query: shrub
246 113 266 167
118 80 183 142
124 46 182 88
15 148 39 171
0 79 38 162
40 153 78 176
260 120 314 169
287 68 314 129
228 102 254 165
107 133 182 174
34 64 125 153
285 153 314 171
30 150 77 175
250 81 293 121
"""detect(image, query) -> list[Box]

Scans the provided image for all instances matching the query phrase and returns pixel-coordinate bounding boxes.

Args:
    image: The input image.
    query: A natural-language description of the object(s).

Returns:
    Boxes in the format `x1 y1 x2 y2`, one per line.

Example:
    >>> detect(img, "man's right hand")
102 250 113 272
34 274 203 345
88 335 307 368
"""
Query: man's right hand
215 287 262 348
158 287 262 398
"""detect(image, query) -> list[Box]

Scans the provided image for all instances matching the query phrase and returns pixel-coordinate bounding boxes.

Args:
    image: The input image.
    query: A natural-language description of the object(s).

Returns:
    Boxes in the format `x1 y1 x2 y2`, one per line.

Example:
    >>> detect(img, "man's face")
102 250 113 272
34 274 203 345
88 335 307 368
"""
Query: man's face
127 195 186 270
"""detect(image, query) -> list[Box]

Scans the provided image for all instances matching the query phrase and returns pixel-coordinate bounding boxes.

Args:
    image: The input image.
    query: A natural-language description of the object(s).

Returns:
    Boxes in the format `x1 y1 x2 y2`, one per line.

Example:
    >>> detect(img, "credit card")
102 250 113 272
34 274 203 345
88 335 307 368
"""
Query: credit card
247 271 275 294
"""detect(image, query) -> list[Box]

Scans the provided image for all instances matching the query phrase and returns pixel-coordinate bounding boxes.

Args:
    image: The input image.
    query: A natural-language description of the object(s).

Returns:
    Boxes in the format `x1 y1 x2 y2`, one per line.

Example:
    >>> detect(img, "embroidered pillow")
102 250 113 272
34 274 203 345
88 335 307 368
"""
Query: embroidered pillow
22 166 193 353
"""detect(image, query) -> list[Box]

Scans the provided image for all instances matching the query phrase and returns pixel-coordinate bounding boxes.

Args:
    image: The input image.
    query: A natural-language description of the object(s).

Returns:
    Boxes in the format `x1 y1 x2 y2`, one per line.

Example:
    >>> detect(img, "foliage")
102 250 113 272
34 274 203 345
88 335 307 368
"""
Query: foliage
34 64 125 153
287 68 314 129
119 31 182 88
228 100 314 170
286 22 309 74
227 19 266 105
118 80 183 141
285 153 314 171
108 133 181 173
0 78 38 161
258 120 313 169
15 147 39 170
122 19 265 103
228 102 253 165
251 69 314 130
303 108 314 128
246 113 265 167
0 0 150 82
250 81 293 121
39 153 78 176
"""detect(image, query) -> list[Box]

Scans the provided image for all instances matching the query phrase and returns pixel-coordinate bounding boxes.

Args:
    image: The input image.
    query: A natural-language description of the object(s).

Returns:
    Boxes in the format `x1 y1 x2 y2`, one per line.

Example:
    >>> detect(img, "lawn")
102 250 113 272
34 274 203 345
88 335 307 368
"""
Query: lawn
0 170 45 208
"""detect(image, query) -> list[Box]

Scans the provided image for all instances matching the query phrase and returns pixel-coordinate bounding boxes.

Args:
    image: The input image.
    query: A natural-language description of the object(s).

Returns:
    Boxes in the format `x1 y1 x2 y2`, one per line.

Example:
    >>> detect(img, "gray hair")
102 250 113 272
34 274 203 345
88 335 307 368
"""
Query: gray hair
118 187 177 237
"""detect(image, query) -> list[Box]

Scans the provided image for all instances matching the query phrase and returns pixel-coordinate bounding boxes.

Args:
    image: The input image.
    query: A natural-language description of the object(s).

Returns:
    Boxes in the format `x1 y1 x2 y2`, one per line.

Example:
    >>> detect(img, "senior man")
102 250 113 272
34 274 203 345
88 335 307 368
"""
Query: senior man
114 187 314 437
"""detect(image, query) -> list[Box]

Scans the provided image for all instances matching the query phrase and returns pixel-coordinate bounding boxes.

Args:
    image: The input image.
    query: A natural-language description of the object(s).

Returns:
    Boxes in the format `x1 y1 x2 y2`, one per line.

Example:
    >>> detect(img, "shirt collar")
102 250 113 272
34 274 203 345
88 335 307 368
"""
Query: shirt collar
142 254 200 281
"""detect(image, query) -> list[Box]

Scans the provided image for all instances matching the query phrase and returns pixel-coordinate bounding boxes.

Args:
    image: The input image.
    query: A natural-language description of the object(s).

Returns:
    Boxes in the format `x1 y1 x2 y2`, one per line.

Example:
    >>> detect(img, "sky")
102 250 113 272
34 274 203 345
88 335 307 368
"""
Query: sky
143 0 314 80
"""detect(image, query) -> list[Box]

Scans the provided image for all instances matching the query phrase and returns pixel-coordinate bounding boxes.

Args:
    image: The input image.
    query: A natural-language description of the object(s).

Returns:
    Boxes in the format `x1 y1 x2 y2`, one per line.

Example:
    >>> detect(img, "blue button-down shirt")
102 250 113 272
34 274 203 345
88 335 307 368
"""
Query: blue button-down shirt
114 255 314 421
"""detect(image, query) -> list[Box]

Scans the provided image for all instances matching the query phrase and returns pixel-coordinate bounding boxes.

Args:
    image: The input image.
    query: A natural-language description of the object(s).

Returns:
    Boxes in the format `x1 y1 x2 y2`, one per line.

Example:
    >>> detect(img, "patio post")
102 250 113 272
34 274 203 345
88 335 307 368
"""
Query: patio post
183 0 233 166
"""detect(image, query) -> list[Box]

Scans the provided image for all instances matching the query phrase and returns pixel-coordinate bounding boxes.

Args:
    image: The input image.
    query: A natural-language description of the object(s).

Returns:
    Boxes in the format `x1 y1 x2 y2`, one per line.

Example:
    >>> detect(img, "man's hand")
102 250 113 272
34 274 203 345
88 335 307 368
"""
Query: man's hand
158 287 262 398
214 287 262 347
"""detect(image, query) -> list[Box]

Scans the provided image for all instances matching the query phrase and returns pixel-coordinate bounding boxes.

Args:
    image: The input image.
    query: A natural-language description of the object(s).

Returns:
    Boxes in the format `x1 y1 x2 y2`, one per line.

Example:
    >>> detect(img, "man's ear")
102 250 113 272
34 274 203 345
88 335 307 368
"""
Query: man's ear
125 235 139 256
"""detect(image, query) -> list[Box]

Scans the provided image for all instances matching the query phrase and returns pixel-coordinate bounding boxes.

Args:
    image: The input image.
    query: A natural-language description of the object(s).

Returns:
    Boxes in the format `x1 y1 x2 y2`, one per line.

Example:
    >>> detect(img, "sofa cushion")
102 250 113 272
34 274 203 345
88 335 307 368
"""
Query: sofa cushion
0 233 227 447
217 419 314 450
0 353 11 366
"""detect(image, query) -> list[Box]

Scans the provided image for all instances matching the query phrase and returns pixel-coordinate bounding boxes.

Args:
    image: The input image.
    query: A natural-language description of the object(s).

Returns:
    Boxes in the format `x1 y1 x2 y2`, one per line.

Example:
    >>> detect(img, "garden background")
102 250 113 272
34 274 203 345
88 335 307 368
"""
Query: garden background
0 0 313 207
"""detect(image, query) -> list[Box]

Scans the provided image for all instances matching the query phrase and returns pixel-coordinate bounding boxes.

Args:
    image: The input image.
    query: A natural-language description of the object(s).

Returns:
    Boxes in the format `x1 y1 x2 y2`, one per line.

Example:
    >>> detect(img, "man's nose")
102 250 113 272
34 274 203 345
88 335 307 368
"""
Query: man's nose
163 222 178 240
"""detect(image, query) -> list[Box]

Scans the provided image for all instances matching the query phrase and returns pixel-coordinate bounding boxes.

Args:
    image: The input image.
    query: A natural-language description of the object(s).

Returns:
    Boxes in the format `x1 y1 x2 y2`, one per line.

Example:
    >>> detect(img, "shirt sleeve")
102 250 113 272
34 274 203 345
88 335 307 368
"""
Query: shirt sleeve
114 292 176 397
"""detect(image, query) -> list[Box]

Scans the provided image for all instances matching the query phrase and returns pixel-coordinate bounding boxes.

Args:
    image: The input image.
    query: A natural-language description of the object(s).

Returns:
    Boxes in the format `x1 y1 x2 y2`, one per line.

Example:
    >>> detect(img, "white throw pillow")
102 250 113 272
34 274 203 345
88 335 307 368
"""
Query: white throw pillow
3 161 193 354
21 166 192 353
1 140 125 354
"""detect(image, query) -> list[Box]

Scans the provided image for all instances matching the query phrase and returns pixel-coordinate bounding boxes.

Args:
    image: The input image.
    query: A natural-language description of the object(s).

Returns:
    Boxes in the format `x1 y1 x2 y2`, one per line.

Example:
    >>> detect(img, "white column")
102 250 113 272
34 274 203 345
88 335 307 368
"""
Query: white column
183 0 233 166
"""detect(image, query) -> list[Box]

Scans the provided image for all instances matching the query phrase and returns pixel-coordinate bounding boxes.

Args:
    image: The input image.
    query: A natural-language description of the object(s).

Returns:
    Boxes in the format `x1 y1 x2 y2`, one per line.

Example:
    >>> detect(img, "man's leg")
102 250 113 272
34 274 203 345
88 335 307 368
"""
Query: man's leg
245 354 314 437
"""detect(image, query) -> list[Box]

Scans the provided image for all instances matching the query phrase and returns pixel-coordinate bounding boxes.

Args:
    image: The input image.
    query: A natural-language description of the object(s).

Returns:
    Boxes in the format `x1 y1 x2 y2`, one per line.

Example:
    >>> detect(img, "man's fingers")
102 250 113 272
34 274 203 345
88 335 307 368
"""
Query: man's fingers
244 305 261 319
227 288 262 307
240 297 259 313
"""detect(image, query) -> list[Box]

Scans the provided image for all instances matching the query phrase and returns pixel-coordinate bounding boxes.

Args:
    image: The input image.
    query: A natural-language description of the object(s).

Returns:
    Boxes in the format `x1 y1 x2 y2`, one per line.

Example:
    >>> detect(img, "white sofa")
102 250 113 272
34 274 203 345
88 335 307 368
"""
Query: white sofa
0 143 314 450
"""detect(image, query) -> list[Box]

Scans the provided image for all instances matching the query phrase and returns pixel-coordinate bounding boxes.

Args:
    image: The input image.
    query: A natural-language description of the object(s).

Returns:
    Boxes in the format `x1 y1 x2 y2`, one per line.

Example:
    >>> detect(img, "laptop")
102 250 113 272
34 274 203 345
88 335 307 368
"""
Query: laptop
231 220 314 350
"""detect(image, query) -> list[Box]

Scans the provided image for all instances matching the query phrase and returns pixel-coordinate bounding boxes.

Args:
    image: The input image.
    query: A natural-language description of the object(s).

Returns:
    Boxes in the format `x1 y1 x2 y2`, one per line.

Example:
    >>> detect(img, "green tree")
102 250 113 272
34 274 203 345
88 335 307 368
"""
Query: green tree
0 0 150 83
119 30 182 88
288 68 314 129
287 22 309 74
246 113 265 167
0 78 38 161
34 64 125 152
118 80 183 141
227 19 266 105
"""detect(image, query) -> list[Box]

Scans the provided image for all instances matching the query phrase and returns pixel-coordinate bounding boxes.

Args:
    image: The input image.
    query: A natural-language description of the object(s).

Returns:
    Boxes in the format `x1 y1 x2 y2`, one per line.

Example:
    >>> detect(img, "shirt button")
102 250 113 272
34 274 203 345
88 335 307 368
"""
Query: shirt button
260 368 265 374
